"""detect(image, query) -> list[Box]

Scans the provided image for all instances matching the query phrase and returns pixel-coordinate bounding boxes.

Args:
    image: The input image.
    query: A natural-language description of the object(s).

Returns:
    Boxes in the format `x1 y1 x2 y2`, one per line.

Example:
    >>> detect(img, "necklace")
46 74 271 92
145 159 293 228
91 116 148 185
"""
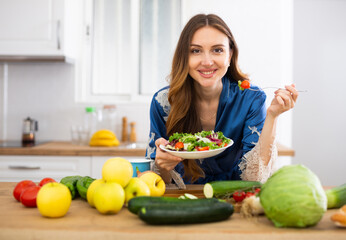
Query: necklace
200 112 217 121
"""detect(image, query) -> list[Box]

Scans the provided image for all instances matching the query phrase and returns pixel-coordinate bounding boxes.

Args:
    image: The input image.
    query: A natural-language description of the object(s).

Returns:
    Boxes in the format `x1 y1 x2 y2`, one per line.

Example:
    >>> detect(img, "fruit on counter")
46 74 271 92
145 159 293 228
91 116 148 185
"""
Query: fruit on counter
13 180 36 201
37 182 72 218
20 185 41 207
60 175 83 199
128 196 220 215
260 164 327 228
331 205 346 227
203 180 262 199
102 157 133 187
38 177 56 186
138 171 165 197
138 200 234 225
89 129 120 147
124 177 150 205
76 176 96 200
325 183 346 209
232 190 246 202
87 178 106 207
93 182 125 214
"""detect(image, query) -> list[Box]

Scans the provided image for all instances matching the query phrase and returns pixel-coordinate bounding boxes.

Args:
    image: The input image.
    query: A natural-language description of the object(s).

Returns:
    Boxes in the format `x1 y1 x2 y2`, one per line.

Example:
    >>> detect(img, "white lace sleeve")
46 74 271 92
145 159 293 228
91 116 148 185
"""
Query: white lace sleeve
238 140 278 183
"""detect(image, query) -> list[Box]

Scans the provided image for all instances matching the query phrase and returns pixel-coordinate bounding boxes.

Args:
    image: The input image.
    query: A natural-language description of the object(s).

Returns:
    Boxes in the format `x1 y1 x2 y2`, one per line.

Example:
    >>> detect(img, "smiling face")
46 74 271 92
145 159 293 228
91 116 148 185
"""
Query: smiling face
188 26 232 89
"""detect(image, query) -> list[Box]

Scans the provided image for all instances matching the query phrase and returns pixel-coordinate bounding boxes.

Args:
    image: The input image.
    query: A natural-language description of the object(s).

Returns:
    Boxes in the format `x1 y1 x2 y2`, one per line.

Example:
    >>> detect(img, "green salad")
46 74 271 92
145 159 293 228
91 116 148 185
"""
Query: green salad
165 130 231 152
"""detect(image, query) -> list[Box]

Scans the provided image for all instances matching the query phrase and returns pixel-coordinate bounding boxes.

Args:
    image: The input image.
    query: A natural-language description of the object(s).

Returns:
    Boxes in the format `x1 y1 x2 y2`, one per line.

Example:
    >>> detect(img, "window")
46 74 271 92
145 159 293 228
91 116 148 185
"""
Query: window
77 0 181 103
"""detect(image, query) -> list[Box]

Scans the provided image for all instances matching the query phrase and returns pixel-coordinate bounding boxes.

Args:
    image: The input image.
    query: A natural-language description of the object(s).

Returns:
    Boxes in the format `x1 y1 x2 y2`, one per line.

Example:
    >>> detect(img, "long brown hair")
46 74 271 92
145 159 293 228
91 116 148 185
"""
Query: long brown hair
166 14 248 182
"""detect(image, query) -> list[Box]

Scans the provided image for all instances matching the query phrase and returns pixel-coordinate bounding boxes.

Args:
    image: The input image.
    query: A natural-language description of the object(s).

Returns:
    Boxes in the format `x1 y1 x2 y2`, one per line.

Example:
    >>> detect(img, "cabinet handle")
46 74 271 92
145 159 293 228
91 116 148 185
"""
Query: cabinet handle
57 20 61 50
9 166 41 170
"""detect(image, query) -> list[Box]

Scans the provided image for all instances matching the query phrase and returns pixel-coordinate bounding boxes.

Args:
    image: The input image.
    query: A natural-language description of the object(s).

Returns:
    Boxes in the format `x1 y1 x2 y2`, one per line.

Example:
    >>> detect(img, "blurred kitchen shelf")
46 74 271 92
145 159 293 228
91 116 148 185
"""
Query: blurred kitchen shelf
0 55 72 63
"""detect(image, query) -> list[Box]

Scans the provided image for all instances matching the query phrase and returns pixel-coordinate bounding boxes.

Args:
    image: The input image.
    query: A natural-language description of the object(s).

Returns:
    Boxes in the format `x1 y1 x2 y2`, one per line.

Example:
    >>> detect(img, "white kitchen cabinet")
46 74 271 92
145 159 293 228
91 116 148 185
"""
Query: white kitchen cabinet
0 0 82 57
91 156 148 179
0 156 91 182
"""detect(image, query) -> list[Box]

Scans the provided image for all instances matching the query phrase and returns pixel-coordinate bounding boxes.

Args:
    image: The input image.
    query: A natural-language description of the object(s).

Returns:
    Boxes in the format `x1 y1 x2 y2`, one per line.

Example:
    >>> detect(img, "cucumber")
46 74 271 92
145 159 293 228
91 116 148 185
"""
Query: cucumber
138 201 234 225
128 196 220 214
203 180 262 198
326 183 346 209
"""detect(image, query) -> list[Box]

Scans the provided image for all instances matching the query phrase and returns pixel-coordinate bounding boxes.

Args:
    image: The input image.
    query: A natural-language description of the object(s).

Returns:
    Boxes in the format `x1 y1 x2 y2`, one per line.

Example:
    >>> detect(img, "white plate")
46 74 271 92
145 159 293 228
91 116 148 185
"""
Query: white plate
159 139 234 159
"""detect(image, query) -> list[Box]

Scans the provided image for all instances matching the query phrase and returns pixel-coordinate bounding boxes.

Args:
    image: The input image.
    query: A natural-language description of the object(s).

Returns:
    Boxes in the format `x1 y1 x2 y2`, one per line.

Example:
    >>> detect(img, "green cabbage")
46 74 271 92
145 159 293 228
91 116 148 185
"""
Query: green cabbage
260 164 327 228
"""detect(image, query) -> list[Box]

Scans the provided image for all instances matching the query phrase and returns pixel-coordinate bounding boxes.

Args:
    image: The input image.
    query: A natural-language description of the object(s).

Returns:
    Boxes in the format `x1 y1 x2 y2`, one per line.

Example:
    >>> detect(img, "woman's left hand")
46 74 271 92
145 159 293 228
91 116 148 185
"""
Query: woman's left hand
267 84 299 118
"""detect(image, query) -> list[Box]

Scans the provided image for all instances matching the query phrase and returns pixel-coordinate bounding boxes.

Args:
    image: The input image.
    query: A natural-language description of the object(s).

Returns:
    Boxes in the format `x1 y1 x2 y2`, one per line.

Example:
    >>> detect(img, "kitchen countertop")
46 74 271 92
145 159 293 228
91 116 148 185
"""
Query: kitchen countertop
0 182 343 240
0 141 295 157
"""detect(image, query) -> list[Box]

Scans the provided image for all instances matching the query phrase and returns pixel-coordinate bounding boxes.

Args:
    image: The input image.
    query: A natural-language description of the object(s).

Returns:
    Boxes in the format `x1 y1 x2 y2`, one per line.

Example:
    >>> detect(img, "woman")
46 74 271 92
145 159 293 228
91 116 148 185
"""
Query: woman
145 14 298 184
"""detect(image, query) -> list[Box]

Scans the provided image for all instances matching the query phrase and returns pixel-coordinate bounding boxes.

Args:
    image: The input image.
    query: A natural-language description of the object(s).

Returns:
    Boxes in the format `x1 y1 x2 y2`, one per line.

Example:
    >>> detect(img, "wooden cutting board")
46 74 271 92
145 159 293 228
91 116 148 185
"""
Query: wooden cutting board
0 182 344 240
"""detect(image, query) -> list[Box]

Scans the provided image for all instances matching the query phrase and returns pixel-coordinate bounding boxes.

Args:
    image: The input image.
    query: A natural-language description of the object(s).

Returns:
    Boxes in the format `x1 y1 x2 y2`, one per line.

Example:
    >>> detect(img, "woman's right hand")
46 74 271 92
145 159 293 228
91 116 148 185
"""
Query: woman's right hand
155 138 183 172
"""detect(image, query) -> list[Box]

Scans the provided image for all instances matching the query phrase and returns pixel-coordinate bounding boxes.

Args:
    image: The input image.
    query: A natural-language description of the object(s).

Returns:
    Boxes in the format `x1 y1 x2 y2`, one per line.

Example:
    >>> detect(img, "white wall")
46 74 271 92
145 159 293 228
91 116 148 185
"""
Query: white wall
293 0 346 186
0 62 150 143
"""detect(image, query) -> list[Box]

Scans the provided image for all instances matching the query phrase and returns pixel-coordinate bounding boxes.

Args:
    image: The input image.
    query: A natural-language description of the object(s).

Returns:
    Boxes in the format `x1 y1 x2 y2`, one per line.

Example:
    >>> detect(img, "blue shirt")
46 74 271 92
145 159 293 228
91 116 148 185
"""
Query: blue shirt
145 77 267 184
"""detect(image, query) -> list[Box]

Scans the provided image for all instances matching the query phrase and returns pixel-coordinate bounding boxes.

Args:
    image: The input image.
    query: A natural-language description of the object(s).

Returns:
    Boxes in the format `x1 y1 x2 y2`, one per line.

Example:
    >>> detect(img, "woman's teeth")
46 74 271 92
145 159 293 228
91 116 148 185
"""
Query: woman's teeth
201 70 214 74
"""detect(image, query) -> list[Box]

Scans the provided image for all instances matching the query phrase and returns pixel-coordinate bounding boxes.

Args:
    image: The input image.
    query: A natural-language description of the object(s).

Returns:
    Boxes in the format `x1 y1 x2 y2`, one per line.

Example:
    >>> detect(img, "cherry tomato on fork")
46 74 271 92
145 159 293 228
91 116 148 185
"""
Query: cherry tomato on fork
240 80 251 89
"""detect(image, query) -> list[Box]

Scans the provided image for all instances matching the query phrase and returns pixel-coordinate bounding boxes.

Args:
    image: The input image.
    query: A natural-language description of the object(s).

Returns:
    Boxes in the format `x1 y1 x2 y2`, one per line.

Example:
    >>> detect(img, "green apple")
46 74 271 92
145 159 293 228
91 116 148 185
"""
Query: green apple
102 157 133 187
93 182 125 214
139 172 166 197
124 177 150 204
36 182 72 218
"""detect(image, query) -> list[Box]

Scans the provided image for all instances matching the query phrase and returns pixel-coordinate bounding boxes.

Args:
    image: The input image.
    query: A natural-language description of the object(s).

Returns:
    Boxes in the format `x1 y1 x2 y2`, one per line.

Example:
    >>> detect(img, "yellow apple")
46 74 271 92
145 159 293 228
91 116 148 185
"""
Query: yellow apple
87 178 105 207
93 182 125 214
139 172 166 196
102 157 133 187
124 177 150 204
36 182 72 218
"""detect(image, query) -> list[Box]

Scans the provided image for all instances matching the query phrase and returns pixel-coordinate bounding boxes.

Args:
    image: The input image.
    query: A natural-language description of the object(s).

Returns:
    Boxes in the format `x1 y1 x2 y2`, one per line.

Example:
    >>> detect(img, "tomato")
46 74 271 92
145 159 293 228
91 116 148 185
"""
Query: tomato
245 191 255 198
13 180 36 201
196 146 209 151
39 177 56 186
233 191 246 202
174 142 184 150
240 80 251 89
20 185 41 207
255 188 261 194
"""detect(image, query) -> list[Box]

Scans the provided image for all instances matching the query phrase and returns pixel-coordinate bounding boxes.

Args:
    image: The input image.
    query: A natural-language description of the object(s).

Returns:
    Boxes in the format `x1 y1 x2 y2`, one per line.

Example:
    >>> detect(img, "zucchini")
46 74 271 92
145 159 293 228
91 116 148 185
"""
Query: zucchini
326 183 346 209
138 201 234 225
203 180 262 198
128 196 219 214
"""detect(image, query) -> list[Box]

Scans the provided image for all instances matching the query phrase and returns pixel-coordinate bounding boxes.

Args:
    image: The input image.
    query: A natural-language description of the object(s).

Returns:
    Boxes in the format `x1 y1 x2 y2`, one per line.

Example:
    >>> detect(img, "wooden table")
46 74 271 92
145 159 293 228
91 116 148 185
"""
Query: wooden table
0 182 344 240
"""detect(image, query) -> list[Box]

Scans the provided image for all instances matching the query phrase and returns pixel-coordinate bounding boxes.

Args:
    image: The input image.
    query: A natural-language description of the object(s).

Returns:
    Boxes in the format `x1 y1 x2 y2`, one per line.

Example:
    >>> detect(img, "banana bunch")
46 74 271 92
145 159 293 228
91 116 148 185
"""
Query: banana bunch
89 129 120 147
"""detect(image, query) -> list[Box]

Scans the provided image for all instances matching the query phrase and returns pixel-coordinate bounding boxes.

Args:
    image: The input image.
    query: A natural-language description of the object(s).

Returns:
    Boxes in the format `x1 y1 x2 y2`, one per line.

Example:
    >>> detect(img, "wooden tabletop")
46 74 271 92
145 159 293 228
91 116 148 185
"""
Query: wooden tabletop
0 141 295 157
0 182 343 240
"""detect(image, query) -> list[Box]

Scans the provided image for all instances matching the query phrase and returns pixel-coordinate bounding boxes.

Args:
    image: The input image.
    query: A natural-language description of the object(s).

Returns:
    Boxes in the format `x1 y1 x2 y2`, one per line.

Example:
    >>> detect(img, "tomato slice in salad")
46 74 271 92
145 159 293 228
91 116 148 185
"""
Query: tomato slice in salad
196 146 210 151
174 142 184 150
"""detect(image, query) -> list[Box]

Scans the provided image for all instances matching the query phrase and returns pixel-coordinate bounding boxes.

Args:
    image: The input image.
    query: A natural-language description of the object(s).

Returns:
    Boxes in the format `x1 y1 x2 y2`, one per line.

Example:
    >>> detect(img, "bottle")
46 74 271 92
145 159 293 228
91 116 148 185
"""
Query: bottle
83 107 97 145
100 105 117 132
122 117 128 142
129 122 137 143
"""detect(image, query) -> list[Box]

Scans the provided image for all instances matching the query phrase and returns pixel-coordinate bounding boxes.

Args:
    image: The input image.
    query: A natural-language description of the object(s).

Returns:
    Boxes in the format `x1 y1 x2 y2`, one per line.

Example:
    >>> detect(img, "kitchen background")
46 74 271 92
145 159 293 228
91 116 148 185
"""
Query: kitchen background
0 0 345 185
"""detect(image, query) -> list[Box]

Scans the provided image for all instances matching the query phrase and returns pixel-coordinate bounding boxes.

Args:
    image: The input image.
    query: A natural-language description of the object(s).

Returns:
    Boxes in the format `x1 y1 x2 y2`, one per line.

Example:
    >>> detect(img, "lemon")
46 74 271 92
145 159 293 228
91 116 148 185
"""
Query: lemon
102 157 133 187
37 182 72 218
93 182 125 214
